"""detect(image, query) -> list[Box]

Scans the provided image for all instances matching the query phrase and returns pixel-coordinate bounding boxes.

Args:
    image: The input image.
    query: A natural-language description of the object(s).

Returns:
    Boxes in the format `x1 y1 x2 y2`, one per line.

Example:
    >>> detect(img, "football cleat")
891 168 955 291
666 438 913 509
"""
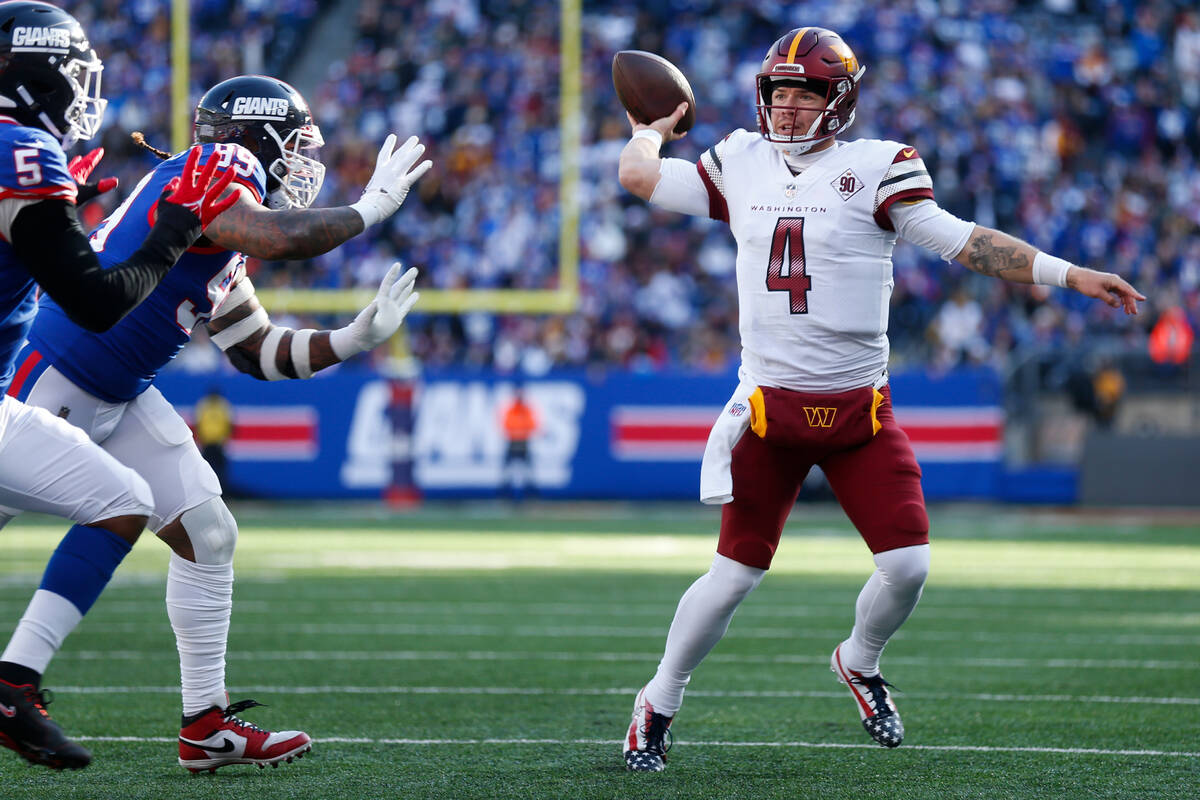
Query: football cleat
178 699 311 773
622 685 673 772
0 679 91 770
830 644 904 748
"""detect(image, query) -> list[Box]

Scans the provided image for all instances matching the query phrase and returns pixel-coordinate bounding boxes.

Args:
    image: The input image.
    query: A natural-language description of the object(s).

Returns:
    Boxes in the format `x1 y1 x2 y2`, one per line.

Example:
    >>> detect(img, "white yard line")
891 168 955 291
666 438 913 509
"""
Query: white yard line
69 735 1200 758
59 648 1197 670
52 684 1200 706
3 597 1181 620
51 620 1200 647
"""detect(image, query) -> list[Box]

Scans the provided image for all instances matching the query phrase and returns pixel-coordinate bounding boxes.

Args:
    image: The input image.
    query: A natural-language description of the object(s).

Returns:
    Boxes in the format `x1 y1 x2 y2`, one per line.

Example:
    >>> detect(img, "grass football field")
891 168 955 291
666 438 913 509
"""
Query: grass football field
0 501 1196 799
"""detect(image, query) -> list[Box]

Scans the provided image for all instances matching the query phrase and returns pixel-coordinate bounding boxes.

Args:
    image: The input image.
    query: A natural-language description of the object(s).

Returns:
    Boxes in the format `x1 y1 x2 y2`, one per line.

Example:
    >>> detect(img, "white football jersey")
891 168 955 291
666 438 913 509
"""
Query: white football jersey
694 130 934 392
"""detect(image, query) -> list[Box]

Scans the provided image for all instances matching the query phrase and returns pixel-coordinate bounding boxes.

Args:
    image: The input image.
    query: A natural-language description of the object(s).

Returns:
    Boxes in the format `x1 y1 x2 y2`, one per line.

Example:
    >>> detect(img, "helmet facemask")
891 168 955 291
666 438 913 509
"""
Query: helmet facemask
263 120 325 209
756 75 857 157
57 51 106 147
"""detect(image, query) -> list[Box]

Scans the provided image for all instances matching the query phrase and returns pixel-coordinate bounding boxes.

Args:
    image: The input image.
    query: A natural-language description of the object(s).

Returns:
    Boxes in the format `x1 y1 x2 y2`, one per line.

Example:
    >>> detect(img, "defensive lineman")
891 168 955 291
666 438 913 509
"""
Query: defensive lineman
0 1 235 770
2 74 431 772
617 27 1143 771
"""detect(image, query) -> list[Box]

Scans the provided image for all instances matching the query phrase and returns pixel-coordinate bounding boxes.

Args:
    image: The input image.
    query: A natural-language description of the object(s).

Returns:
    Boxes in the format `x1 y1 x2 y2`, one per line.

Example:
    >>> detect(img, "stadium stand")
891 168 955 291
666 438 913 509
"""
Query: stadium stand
61 0 1198 376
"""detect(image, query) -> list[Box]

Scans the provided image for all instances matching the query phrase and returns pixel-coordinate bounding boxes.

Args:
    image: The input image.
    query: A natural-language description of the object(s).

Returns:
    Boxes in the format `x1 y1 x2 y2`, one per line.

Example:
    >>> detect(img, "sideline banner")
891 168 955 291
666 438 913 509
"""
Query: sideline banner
156 366 1005 500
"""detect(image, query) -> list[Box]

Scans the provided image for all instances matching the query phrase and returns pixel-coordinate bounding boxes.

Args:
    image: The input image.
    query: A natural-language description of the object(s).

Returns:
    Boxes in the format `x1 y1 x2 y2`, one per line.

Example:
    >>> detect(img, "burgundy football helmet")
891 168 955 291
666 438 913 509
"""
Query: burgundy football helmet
756 27 865 155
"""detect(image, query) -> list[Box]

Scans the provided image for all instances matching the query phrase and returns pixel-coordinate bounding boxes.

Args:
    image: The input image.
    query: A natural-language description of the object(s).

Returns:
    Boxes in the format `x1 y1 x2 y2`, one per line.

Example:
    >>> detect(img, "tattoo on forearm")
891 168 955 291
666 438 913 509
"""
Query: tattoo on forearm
213 207 365 259
965 232 1031 278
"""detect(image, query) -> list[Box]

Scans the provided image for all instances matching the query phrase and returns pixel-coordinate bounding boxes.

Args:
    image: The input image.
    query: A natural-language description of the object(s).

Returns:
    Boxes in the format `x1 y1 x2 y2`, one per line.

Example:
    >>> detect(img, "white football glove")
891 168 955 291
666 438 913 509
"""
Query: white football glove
349 134 433 228
330 263 420 359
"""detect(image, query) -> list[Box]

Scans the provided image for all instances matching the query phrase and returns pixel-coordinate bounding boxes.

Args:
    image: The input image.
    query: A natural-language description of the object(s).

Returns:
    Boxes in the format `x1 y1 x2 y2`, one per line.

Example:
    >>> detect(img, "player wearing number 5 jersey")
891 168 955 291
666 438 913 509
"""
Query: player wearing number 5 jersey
0 1 236 772
617 27 1145 771
3 73 432 773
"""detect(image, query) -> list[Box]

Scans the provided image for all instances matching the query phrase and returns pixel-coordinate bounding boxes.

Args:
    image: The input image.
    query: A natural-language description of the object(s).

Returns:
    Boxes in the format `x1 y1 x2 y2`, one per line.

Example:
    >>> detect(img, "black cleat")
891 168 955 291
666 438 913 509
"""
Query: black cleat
831 644 905 748
0 679 92 769
622 686 673 772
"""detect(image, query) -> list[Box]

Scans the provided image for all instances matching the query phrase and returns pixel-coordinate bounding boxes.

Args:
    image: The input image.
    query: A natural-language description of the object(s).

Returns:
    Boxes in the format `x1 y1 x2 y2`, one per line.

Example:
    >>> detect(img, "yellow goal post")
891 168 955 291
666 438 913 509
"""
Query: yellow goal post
171 0 582 316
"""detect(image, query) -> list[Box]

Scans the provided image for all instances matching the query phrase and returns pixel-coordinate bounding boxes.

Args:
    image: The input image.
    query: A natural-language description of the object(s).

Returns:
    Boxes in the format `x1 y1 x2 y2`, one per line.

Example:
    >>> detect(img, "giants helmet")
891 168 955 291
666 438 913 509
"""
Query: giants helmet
0 1 105 147
194 75 325 209
756 27 864 156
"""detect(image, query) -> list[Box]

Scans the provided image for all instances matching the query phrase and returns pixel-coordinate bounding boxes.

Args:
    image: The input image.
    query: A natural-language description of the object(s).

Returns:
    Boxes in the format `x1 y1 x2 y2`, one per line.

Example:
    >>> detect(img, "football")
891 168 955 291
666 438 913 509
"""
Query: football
612 50 696 134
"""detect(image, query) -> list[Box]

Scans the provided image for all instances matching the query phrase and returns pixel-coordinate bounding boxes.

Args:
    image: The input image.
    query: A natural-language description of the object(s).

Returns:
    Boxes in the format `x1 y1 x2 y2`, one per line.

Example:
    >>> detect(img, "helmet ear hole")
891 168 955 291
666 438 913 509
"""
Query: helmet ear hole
27 78 55 94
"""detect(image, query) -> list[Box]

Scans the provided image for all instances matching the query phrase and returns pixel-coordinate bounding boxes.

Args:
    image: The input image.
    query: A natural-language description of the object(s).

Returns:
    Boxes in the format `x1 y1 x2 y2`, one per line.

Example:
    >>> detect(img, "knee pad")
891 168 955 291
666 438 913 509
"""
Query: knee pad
875 543 930 593
179 497 238 565
709 552 767 601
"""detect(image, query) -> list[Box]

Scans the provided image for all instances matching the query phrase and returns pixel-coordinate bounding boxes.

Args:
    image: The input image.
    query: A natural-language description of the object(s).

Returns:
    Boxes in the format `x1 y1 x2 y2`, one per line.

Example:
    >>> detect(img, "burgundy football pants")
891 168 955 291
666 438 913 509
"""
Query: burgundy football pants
717 386 929 569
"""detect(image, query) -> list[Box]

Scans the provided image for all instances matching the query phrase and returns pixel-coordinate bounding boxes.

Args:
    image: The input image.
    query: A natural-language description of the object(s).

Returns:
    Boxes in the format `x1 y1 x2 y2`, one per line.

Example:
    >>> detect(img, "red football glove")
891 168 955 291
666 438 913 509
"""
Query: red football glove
68 147 118 205
162 147 239 228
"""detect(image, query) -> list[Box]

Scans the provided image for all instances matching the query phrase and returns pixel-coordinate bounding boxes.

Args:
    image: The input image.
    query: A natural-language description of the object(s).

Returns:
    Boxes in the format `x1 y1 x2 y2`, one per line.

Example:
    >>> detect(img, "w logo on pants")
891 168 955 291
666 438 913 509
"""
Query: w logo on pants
803 407 837 428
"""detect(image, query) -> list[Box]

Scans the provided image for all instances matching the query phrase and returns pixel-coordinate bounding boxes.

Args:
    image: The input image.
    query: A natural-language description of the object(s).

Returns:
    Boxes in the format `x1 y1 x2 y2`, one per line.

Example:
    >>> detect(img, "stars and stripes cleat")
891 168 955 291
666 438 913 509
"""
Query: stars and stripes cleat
830 644 904 748
622 685 673 772
178 699 311 773
0 679 91 770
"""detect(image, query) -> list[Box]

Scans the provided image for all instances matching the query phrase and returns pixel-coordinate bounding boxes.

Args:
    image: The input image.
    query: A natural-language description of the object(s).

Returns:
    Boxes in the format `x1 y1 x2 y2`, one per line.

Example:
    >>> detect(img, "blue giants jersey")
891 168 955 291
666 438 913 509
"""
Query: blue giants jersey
27 142 267 402
0 120 77 393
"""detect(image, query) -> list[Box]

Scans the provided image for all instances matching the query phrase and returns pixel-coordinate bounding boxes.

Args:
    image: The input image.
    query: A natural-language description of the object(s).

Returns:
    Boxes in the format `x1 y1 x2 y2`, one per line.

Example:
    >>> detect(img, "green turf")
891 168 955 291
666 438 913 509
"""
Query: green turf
0 503 1196 799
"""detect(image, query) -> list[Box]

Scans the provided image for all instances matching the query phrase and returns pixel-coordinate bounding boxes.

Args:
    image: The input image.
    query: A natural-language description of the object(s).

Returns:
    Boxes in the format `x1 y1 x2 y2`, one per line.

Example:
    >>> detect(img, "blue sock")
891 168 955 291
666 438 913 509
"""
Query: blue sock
38 525 133 615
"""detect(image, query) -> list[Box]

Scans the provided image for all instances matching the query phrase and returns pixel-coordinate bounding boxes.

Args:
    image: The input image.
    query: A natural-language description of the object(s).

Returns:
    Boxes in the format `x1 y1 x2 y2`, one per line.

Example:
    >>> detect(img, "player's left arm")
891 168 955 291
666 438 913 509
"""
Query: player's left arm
953 225 1145 315
881 145 1145 316
206 262 419 380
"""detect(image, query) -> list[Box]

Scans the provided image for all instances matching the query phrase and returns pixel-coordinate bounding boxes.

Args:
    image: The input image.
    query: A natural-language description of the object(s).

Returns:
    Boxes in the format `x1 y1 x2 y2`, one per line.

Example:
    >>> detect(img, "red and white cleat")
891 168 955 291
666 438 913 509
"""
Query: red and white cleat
178 699 311 773
830 644 905 747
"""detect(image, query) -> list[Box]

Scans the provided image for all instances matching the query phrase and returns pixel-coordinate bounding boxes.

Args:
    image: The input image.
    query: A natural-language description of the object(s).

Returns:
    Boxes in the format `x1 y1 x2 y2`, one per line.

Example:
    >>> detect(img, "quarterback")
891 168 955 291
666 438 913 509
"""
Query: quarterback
617 27 1143 771
2 74 431 772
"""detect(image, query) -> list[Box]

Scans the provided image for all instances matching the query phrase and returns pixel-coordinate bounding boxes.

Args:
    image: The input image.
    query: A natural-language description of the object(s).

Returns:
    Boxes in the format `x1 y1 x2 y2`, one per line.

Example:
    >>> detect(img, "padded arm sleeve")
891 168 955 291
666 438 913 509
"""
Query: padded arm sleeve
649 157 711 217
10 198 200 332
888 199 975 262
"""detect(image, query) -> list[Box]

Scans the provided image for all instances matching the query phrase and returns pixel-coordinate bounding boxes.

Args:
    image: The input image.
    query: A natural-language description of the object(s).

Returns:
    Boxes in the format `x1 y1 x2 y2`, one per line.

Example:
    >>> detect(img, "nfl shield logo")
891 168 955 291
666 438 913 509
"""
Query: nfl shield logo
729 402 747 417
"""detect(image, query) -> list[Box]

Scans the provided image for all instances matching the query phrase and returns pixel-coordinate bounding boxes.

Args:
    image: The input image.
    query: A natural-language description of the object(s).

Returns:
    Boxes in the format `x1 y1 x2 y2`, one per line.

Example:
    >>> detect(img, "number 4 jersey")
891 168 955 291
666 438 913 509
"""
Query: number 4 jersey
25 142 267 402
666 129 933 393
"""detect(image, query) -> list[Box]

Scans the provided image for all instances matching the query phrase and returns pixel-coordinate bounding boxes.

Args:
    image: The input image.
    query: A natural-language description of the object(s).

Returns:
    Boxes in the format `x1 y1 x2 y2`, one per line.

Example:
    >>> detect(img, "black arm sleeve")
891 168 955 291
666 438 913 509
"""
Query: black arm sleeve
9 198 201 332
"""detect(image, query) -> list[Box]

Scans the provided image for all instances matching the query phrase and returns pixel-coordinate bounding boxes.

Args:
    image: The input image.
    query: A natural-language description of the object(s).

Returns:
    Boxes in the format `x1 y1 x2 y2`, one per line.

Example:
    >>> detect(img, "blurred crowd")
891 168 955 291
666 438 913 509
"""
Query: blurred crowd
61 0 324 224
59 0 1200 375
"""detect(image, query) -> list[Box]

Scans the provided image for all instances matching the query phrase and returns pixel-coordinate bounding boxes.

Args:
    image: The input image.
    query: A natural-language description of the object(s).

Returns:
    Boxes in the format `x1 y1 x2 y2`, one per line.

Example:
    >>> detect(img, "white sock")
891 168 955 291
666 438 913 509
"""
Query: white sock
0 589 83 674
643 553 765 717
840 544 930 675
166 553 233 716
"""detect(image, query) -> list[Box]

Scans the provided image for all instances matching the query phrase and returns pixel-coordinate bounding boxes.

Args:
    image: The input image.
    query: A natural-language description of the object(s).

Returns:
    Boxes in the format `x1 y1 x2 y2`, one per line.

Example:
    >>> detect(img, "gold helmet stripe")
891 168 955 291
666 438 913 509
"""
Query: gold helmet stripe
785 27 811 64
